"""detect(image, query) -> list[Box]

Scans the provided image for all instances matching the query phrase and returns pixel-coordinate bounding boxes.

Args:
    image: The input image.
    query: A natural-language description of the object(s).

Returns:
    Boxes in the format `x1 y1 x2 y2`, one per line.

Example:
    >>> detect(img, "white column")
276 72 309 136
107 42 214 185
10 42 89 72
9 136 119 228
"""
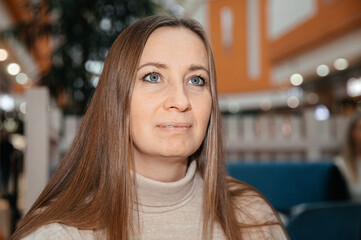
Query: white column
25 87 49 212
243 116 255 142
246 0 261 79
220 6 234 53
304 109 321 160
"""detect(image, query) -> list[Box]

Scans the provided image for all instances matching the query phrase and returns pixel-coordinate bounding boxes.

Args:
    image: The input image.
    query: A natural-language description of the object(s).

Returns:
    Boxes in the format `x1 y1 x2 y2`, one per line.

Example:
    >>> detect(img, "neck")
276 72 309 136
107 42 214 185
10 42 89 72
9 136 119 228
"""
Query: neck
134 155 189 182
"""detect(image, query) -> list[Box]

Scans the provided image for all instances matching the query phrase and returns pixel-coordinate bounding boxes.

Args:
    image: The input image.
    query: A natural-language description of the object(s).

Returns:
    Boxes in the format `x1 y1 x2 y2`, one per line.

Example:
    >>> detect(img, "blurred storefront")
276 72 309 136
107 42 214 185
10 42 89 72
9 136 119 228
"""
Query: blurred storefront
206 0 361 161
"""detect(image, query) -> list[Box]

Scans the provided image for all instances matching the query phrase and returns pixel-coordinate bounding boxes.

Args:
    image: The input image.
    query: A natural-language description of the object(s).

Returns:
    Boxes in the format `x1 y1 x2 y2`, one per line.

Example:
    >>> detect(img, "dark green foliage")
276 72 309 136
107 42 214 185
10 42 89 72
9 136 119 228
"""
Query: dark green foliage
2 0 155 115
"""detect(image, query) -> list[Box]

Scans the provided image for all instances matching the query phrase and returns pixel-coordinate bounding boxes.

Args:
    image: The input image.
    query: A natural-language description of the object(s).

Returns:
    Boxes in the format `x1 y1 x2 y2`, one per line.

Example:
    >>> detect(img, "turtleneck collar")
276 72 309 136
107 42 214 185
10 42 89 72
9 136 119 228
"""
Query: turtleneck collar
133 160 199 213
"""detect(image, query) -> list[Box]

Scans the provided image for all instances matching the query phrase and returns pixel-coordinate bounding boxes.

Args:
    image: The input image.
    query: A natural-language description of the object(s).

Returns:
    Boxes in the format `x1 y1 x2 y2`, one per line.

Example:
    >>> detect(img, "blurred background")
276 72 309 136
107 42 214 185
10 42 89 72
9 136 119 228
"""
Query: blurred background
0 0 361 239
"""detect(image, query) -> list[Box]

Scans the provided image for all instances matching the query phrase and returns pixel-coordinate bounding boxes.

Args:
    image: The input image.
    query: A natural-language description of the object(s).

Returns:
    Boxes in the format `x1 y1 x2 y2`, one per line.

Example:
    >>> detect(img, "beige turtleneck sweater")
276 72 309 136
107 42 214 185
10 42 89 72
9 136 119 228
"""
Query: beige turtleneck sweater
22 161 288 240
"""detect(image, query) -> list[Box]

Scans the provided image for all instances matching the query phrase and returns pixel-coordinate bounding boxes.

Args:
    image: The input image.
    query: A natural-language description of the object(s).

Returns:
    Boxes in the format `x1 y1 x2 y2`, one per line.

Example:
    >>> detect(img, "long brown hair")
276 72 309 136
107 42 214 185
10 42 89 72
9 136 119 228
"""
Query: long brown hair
11 15 283 240
343 112 361 182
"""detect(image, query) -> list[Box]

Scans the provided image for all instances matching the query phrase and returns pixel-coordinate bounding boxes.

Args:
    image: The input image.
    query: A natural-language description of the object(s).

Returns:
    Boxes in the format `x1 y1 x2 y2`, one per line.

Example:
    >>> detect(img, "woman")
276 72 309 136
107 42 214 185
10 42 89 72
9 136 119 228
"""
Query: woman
11 15 289 240
336 112 361 200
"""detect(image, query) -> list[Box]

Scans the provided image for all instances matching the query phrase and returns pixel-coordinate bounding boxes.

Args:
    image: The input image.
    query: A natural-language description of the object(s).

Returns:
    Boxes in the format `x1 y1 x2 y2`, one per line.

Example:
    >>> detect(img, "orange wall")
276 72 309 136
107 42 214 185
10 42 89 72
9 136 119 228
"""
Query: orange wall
209 0 361 94
269 0 361 63
209 0 272 94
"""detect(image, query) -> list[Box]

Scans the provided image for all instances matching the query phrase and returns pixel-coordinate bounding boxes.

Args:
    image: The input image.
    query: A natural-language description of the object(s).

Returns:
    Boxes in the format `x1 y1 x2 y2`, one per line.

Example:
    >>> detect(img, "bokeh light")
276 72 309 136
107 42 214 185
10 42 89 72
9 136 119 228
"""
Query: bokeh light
0 49 8 61
287 96 299 108
91 76 100 87
316 64 329 77
0 95 15 112
347 77 361 97
16 73 28 85
314 105 330 121
333 58 349 71
228 101 240 113
290 73 303 86
20 102 26 114
7 63 21 75
259 99 272 111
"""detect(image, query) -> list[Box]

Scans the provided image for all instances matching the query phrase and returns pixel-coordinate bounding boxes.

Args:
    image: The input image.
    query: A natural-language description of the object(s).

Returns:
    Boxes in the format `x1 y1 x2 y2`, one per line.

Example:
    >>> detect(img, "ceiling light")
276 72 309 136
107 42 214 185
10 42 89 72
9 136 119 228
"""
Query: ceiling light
333 58 349 71
0 49 8 61
314 105 330 121
16 73 28 84
287 96 299 108
0 95 15 112
228 101 240 113
20 102 26 114
316 64 329 77
347 77 361 97
7 63 20 75
290 73 303 86
259 99 272 111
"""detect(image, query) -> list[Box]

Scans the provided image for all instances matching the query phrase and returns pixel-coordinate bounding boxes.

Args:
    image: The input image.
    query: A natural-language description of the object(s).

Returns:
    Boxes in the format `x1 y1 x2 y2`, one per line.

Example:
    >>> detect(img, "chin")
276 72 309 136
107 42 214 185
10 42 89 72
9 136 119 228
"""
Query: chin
161 150 190 159
159 147 196 160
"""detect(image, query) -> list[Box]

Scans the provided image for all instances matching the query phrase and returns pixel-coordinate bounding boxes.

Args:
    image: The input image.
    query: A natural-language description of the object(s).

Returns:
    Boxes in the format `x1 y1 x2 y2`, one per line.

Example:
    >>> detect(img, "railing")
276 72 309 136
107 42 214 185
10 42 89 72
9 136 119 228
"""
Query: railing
222 109 350 162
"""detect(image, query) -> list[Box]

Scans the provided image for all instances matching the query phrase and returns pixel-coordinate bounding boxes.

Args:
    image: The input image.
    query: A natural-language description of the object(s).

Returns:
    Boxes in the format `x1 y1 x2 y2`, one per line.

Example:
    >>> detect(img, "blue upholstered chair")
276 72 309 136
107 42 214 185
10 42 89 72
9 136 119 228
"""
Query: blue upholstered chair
226 162 356 240
226 162 349 214
286 201 361 240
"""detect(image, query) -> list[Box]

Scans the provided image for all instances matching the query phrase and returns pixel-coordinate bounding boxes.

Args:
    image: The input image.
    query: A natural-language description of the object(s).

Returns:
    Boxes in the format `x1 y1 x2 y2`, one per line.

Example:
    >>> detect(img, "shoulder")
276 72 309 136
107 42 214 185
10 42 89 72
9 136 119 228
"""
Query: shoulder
227 176 281 225
21 223 95 240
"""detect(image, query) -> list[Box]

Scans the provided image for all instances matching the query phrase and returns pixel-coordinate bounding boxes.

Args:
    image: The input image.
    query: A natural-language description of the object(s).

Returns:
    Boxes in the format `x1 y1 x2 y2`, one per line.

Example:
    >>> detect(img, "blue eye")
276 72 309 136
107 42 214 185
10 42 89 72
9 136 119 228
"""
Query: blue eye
188 76 205 86
144 73 160 82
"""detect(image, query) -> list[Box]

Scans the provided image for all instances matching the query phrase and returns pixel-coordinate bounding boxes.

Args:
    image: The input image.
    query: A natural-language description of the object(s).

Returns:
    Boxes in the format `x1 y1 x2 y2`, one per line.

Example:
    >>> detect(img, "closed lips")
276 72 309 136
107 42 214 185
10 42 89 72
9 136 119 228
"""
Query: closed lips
157 123 192 128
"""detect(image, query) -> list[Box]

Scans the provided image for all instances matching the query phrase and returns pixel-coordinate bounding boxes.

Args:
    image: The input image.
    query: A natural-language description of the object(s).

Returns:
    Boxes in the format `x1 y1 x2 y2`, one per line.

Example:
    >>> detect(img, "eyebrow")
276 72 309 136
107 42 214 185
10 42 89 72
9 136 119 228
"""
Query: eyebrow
138 62 209 75
138 62 168 70
188 64 209 75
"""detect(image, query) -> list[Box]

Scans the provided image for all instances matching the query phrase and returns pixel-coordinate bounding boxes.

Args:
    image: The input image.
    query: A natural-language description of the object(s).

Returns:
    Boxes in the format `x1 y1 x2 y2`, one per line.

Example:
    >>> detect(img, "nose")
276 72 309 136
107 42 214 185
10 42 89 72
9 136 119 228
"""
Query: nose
164 83 191 112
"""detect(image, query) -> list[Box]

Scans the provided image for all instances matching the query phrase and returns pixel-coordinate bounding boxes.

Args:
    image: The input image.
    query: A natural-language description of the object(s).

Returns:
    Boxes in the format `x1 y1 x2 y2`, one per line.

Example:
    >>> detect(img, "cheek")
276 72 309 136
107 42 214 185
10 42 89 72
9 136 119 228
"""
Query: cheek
194 94 212 131
130 89 152 120
130 111 151 153
130 91 160 141
130 95 146 138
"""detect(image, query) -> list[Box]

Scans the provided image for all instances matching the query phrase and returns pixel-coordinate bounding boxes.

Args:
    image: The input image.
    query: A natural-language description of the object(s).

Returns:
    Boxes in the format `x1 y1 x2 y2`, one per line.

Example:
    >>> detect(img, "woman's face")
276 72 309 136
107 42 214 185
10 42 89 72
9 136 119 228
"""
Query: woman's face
130 27 212 167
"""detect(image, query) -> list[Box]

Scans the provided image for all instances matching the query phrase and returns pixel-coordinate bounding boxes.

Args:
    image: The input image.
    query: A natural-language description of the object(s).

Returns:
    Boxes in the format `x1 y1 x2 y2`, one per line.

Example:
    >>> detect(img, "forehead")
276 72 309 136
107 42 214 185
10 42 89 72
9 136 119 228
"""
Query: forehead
139 26 208 66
